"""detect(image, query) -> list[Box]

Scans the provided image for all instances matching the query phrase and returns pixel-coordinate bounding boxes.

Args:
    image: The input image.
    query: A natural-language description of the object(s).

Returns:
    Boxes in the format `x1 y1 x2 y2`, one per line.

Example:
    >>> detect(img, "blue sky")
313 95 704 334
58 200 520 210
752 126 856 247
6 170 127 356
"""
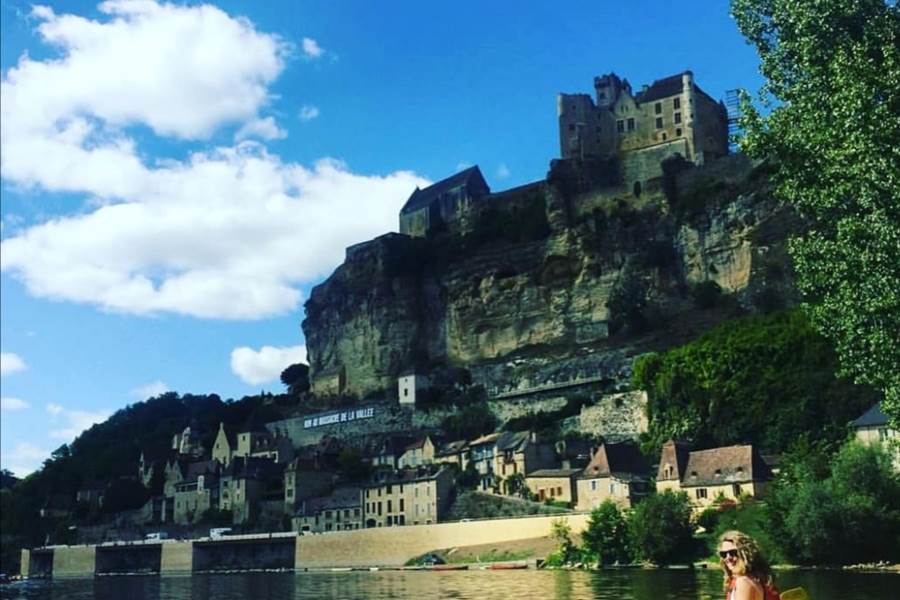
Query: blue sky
0 0 764 476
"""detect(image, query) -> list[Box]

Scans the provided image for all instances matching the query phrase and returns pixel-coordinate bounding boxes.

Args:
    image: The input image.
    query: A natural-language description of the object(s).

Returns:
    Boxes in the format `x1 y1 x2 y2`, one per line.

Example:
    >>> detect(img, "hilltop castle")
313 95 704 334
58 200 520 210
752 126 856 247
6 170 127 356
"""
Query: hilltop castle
558 70 728 185
398 70 729 239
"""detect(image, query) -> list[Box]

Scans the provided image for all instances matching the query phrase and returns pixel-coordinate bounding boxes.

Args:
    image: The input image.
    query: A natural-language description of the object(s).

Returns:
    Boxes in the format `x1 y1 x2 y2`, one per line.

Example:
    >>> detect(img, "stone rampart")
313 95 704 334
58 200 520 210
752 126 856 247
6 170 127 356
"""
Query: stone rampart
51 545 96 578
295 512 591 568
160 540 193 573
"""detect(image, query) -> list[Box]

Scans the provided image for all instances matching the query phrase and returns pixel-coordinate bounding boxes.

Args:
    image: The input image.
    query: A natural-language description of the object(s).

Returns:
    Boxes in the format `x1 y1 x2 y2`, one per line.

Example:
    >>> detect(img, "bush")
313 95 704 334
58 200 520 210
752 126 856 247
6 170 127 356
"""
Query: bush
628 490 694 565
582 501 632 565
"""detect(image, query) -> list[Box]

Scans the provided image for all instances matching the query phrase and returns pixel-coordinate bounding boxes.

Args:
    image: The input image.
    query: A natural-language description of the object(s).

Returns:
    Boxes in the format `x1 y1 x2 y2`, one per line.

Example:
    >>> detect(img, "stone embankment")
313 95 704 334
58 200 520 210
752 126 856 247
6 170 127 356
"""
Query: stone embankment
21 513 590 578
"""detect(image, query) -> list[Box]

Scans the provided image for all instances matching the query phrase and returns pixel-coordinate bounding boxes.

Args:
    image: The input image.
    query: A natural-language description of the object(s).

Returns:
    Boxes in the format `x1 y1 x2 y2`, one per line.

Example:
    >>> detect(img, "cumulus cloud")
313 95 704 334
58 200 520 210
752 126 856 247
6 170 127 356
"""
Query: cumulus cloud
3 442 50 477
0 352 27 376
231 344 306 385
0 1 429 319
1 397 30 411
45 403 111 441
301 37 324 59
299 105 320 121
235 117 287 142
130 380 169 399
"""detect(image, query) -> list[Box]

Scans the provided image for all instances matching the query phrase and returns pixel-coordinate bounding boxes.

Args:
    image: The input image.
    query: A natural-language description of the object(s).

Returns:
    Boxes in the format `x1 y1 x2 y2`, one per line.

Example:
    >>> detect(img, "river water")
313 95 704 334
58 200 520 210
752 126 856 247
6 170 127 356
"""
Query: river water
1 569 895 599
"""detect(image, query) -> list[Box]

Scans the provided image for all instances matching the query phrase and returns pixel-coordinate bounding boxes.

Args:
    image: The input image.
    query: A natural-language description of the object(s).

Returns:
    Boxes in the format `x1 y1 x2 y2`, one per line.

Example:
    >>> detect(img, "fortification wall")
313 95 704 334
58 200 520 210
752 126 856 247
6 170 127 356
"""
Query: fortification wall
51 545 96 578
160 540 193 573
622 139 689 185
295 512 591 568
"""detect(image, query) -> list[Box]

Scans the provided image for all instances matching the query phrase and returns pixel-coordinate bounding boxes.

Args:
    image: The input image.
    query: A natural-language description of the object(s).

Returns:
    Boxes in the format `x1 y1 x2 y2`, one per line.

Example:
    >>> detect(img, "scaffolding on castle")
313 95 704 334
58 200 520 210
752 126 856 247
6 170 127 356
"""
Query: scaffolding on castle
725 89 743 154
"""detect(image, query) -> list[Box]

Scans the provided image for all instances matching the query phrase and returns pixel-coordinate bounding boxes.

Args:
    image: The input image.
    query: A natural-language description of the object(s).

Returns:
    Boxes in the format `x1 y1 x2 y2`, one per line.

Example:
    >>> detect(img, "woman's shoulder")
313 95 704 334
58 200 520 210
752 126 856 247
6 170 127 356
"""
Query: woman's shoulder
735 575 765 595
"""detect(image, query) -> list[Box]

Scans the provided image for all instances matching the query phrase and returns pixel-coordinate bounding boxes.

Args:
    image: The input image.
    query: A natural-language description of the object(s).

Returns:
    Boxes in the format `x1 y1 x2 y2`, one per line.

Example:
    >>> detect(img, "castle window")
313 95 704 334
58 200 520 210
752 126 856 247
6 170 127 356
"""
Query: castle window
568 124 575 132
676 128 682 137
662 133 667 141
627 118 635 132
655 102 662 114
617 120 625 133
674 112 682 124
656 117 663 129
674 98 681 109
633 181 642 197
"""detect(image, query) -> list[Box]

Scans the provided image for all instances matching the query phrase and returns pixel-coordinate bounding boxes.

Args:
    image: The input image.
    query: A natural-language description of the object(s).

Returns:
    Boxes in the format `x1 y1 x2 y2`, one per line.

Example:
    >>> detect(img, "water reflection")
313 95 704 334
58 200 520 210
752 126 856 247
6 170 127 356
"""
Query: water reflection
0 568 895 600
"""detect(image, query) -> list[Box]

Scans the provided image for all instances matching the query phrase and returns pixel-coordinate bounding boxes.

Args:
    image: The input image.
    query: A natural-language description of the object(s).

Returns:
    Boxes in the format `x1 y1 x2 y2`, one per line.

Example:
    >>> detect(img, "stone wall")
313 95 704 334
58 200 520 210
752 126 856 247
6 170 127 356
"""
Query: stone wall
51 544 96 578
160 540 193 573
575 390 648 441
295 512 591 568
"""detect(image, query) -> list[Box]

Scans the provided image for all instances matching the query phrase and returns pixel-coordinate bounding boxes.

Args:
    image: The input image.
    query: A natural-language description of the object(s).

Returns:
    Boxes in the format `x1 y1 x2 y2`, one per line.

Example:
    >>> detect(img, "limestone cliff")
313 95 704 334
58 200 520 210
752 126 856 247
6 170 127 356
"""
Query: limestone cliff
302 155 798 399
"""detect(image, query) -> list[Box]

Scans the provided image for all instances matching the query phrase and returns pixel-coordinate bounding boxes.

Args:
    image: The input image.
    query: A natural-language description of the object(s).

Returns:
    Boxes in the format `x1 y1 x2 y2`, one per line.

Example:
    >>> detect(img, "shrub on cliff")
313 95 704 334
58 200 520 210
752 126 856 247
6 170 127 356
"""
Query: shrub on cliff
633 310 879 455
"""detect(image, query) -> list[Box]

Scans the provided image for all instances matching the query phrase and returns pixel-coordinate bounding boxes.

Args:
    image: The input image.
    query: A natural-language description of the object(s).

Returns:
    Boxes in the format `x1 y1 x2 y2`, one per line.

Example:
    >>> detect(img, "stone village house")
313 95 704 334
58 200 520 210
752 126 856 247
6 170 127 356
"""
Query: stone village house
576 441 652 510
655 440 772 510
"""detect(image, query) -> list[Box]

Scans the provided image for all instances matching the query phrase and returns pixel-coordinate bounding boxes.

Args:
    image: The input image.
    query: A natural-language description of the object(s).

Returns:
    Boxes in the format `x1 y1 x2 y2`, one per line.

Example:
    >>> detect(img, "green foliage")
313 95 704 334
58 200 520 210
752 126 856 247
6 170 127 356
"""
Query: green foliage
582 501 631 565
280 363 310 395
336 448 370 482
632 310 879 455
445 491 568 520
766 440 900 565
628 490 694 565
690 280 723 310
503 473 531 500
440 401 497 441
549 518 579 565
199 508 232 526
732 0 900 426
607 258 650 335
101 478 149 514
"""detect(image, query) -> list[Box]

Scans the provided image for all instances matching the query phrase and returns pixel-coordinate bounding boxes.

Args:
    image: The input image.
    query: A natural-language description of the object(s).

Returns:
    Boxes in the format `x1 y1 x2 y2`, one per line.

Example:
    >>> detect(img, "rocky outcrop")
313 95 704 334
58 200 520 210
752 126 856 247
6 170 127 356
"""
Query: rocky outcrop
302 156 796 399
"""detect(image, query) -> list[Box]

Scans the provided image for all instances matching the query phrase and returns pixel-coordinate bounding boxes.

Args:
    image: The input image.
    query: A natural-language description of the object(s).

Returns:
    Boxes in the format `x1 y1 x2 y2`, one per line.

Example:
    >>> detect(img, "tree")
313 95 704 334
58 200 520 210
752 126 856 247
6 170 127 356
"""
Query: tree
280 363 310 395
628 490 694 565
732 0 900 425
582 501 631 565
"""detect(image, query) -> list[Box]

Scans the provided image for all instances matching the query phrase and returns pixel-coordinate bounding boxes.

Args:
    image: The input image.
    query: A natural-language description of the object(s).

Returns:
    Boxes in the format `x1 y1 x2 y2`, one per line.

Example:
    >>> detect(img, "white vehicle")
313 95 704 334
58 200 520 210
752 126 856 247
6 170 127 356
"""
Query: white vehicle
145 532 168 541
209 528 232 539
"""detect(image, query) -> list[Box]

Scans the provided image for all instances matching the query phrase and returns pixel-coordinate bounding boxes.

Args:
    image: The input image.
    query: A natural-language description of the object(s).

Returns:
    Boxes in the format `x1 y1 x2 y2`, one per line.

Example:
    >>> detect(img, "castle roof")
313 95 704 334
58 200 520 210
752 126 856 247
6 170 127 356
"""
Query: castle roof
400 166 489 214
634 71 716 105
852 402 890 428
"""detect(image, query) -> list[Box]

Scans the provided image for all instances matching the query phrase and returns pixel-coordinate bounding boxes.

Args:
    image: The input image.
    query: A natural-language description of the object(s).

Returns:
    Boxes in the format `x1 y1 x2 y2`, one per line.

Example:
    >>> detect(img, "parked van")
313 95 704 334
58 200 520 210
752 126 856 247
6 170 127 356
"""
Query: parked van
145 532 168 541
209 528 232 539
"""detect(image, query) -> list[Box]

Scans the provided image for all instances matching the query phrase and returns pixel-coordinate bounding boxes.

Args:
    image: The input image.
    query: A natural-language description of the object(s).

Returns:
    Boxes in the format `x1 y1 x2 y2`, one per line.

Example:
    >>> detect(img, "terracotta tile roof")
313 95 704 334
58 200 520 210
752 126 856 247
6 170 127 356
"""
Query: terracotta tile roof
680 444 771 487
435 440 468 456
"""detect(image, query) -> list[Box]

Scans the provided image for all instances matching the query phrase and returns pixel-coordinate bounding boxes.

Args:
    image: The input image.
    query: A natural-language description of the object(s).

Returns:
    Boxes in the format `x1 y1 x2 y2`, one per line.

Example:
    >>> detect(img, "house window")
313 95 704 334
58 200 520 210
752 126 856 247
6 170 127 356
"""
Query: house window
591 481 597 491
387 500 392 513
733 484 742 497
879 428 890 441
696 488 708 499
557 487 563 496
655 102 662 114
400 499 404 512
656 117 663 129
674 98 681 109
609 483 615 494
674 112 682 124
404 388 408 397
627 118 635 131
676 128 682 137
617 120 625 133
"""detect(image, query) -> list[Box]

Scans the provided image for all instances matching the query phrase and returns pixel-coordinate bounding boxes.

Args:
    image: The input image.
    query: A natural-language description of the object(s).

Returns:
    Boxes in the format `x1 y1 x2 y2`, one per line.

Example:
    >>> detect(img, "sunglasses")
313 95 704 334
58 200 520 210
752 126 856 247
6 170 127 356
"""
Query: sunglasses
719 549 739 559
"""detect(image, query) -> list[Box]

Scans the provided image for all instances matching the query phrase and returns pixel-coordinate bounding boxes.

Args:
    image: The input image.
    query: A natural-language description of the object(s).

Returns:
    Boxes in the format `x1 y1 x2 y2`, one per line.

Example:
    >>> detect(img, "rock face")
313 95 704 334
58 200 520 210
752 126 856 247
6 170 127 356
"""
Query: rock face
302 155 796 399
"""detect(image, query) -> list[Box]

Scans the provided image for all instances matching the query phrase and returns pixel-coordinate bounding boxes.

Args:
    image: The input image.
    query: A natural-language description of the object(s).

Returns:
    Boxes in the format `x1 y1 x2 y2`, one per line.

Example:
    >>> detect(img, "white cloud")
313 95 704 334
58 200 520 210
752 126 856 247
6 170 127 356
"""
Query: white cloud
130 380 169 399
1 397 29 411
301 37 324 59
0 352 27 376
497 163 511 179
231 344 306 385
45 404 111 441
0 2 430 320
235 117 287 142
2 442 50 477
299 105 320 121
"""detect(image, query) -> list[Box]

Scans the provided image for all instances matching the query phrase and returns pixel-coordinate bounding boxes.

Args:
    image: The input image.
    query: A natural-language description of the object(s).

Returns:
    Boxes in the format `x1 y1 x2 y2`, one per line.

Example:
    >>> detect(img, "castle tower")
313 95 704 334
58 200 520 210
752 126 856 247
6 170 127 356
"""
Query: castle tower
681 70 697 162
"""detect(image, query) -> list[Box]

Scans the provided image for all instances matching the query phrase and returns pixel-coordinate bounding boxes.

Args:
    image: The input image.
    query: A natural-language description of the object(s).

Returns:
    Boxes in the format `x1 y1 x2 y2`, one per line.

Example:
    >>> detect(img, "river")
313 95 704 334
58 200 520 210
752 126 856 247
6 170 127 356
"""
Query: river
1 569 895 599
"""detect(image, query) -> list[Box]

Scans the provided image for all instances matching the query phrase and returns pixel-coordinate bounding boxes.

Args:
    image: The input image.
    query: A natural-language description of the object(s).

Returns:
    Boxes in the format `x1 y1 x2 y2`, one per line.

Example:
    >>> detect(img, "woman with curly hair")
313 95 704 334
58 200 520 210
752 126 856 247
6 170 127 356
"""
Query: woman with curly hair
718 530 781 600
